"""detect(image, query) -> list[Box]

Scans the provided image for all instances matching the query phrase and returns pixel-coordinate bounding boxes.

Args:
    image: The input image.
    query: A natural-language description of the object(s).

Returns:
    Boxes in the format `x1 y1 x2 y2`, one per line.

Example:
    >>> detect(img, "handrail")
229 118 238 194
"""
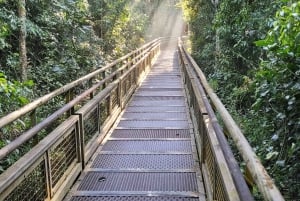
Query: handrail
0 39 160 161
178 42 246 201
178 38 284 201
0 38 160 128
0 38 160 201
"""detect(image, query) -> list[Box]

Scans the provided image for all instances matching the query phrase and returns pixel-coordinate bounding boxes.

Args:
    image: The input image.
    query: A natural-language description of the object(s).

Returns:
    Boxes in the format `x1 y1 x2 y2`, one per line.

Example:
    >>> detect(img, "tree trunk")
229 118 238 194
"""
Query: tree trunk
18 0 27 81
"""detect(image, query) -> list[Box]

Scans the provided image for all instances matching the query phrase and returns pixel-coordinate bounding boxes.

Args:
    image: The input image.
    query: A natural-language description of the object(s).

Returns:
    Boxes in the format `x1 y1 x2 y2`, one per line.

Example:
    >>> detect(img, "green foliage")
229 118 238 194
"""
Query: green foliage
0 0 160 173
251 2 300 197
181 0 215 74
0 71 33 116
182 0 300 199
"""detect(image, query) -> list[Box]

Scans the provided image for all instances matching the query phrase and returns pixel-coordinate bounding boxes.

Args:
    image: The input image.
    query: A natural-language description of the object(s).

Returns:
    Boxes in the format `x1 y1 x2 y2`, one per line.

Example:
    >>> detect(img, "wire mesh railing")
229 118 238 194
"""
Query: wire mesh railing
178 37 284 201
0 38 160 201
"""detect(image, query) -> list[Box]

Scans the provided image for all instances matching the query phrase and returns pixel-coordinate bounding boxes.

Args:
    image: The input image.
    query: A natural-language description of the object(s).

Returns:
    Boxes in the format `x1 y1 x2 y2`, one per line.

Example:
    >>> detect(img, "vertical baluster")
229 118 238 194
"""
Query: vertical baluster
66 89 74 116
44 153 51 200
88 79 94 99
30 109 38 145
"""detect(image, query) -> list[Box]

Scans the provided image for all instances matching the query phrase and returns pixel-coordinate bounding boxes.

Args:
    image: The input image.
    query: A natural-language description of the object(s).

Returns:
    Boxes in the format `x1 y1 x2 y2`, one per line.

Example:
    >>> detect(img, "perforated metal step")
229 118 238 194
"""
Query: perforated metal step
146 73 181 76
121 112 187 120
135 91 184 96
131 96 184 101
117 120 189 129
138 88 183 91
66 48 205 201
143 79 182 84
101 140 192 152
111 129 190 139
70 196 199 201
126 106 186 112
128 100 185 107
141 82 182 86
78 172 198 192
91 154 194 169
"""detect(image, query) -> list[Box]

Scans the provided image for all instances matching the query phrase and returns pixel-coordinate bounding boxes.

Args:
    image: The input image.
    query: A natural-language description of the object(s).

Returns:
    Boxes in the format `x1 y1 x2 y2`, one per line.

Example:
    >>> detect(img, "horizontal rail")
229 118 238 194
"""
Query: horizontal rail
0 39 160 160
178 42 243 201
178 38 284 201
0 38 160 201
0 38 160 128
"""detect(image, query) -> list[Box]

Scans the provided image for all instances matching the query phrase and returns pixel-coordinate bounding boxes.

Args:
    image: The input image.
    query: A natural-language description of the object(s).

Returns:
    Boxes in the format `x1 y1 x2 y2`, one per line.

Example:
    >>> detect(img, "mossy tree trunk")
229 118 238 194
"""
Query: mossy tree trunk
18 0 27 81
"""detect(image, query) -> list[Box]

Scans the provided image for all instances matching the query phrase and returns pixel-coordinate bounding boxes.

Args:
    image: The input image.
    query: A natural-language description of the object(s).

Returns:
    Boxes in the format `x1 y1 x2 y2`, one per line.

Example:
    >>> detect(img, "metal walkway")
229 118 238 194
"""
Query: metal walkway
0 39 284 201
65 48 206 201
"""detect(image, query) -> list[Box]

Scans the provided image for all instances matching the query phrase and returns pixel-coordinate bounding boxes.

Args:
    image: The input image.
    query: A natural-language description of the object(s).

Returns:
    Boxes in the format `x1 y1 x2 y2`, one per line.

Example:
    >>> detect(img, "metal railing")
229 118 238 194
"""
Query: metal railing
0 39 160 201
178 38 284 201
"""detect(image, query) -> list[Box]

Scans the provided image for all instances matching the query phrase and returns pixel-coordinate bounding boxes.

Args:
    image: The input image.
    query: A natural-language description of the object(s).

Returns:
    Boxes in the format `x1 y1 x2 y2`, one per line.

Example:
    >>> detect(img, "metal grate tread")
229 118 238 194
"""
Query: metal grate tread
128 100 185 107
131 96 185 101
91 154 194 169
117 120 189 129
143 80 182 84
121 112 187 120
111 129 190 138
138 88 183 91
135 91 184 96
101 140 192 152
78 172 198 192
66 49 205 201
126 106 186 112
70 196 199 201
141 83 182 86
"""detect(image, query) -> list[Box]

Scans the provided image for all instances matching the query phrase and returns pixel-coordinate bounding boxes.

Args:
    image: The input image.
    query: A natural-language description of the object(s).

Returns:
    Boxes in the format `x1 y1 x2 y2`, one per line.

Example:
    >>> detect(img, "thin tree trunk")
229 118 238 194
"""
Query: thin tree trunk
18 0 27 81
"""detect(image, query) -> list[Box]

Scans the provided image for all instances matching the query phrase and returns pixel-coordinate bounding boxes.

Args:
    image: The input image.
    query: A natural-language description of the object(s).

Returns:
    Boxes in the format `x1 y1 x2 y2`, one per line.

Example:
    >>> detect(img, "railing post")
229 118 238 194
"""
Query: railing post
118 80 123 109
45 150 53 198
102 71 106 89
0 39 162 201
108 94 113 115
30 109 39 145
44 153 51 200
66 89 75 116
77 113 85 168
88 79 94 99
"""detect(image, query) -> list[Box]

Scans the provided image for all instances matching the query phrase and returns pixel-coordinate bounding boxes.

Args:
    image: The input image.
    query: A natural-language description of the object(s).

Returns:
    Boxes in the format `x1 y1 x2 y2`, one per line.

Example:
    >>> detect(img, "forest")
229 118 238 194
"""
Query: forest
0 0 299 200
181 0 299 199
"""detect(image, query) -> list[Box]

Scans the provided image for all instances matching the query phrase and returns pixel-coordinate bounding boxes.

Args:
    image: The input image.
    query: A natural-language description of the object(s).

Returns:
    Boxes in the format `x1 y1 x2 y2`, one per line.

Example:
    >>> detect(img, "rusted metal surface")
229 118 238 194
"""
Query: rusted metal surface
65 47 205 201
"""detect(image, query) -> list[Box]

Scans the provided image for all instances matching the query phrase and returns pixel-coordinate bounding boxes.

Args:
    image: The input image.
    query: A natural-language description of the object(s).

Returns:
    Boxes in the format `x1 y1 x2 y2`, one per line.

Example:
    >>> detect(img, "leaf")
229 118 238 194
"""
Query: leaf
295 32 300 45
276 113 286 119
255 39 270 47
271 134 279 141
25 80 34 87
276 160 285 167
260 89 269 97
266 151 279 160
18 96 28 105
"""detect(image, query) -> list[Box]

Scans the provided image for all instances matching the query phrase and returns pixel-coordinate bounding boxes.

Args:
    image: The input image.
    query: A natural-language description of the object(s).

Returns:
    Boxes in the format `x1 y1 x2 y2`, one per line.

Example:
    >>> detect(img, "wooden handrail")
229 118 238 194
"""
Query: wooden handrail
178 38 284 201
